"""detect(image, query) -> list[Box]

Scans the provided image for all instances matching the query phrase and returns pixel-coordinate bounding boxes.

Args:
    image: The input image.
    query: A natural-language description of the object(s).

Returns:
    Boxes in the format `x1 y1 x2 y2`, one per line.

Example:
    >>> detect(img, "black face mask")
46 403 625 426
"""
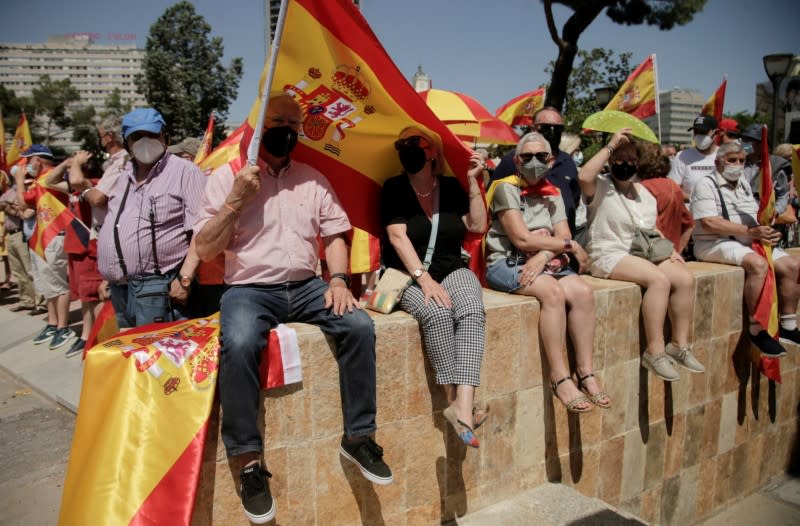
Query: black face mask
397 144 427 174
261 126 298 158
537 124 563 153
611 162 637 181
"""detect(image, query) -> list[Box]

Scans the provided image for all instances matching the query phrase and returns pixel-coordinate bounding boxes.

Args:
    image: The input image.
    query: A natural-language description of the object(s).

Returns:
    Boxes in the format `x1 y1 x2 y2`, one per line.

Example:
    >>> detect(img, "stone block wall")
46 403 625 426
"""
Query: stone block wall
191 262 799 525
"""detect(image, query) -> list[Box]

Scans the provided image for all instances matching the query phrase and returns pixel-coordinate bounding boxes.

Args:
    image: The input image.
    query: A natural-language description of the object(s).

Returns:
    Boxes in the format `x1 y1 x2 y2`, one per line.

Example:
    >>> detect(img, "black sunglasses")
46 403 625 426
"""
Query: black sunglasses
724 131 740 139
535 123 564 133
519 152 550 164
394 135 429 150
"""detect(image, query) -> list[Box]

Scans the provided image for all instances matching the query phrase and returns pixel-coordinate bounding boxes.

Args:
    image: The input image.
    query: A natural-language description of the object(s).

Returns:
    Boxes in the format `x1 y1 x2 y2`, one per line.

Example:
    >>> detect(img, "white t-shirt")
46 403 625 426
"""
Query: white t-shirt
667 147 717 198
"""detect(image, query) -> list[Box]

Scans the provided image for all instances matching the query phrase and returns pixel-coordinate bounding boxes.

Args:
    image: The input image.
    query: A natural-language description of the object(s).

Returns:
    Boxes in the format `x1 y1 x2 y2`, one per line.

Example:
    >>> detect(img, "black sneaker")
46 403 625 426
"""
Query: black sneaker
49 327 75 350
239 463 275 524
65 338 86 358
339 436 393 485
750 330 787 357
779 327 800 346
32 324 57 345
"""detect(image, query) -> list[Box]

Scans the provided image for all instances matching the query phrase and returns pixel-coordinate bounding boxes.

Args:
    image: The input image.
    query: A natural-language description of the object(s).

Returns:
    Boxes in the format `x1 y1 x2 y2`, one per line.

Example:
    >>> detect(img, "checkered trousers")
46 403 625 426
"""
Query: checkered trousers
400 268 486 386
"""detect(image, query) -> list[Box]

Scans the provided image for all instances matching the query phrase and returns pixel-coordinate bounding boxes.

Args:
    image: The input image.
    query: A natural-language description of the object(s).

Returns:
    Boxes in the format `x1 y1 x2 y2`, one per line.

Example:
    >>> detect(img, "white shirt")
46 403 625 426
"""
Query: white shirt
667 147 717 198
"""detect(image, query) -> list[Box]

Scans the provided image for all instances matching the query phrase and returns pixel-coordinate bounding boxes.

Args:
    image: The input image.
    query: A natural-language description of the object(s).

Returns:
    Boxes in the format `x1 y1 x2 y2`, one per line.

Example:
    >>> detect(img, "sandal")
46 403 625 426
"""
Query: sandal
551 377 592 413
575 373 611 409
443 406 479 448
472 406 489 430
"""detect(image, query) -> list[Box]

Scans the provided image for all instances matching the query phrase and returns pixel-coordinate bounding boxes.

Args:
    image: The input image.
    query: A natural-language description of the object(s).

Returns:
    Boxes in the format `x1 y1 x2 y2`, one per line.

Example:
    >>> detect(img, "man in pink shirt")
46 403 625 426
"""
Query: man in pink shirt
194 93 392 524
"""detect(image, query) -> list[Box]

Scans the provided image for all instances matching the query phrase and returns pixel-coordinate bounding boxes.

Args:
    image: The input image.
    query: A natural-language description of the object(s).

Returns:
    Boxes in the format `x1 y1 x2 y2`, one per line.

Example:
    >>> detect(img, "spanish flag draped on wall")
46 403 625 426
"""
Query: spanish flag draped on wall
59 316 222 526
604 54 658 119
194 113 215 165
6 112 32 167
495 87 546 127
701 77 727 122
751 125 781 382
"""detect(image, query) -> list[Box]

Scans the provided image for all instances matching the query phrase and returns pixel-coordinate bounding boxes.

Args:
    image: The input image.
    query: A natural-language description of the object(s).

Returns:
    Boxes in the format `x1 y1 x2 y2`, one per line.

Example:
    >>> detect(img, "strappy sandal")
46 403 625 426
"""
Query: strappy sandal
443 406 480 448
472 406 489 429
551 377 592 413
575 372 612 409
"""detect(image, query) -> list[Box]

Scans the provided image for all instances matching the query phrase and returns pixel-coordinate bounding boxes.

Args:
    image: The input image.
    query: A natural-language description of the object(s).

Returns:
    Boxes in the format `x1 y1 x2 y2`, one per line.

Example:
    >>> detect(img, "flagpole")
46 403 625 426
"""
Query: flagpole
247 0 289 166
652 54 662 143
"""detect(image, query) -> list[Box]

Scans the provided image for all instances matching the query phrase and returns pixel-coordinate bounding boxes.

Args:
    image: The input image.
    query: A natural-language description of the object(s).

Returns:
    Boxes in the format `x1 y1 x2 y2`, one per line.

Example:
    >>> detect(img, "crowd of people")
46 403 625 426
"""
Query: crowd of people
0 96 798 524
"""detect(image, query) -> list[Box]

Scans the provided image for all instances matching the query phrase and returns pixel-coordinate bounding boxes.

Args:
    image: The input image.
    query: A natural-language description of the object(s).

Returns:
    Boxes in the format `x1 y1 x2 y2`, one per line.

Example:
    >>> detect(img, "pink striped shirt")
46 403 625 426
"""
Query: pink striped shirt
98 152 207 281
194 160 351 285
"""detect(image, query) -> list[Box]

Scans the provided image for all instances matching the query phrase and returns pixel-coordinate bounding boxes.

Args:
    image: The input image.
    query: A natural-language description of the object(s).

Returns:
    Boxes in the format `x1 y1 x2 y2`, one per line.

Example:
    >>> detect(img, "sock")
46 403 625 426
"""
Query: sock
780 314 797 331
749 317 761 336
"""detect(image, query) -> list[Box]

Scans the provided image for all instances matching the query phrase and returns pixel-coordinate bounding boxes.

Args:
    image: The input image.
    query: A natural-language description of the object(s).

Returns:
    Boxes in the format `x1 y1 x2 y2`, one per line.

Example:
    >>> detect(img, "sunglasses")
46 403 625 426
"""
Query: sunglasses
535 123 564 134
723 157 745 165
519 152 550 164
394 135 431 151
724 131 740 139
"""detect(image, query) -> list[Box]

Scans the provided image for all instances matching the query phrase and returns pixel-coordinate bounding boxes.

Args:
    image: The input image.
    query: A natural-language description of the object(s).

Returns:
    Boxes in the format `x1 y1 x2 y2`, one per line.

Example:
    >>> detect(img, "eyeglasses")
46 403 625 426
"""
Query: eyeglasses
723 157 745 165
518 152 550 164
614 159 638 166
724 131 740 139
534 123 564 134
394 135 431 151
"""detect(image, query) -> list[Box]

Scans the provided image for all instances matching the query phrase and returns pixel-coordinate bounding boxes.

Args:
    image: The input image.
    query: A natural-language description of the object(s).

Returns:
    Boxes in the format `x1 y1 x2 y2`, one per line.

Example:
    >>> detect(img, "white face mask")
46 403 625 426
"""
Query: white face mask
572 151 584 166
694 133 714 151
720 164 743 182
131 137 165 164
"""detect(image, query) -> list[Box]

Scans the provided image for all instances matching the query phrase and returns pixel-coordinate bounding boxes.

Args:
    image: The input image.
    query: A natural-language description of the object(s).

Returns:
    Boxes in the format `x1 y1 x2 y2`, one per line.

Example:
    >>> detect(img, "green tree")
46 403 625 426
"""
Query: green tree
30 74 81 145
102 88 133 118
135 1 243 142
542 0 707 111
0 85 24 136
545 48 632 133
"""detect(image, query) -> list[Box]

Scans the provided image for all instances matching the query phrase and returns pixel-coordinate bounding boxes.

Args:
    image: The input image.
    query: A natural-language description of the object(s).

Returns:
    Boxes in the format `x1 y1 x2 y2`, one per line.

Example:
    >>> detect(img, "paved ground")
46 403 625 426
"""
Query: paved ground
0 268 798 525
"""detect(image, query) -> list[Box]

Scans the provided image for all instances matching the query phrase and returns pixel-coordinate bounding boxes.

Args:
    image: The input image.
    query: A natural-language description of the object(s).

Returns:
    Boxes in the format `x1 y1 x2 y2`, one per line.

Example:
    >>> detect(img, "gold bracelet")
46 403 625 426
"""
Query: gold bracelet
223 201 240 215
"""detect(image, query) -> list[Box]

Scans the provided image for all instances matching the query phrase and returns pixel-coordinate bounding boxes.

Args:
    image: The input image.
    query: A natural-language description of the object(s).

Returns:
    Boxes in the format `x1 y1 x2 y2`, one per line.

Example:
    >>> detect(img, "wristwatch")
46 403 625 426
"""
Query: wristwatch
179 275 193 289
330 272 351 288
412 268 426 279
562 239 572 253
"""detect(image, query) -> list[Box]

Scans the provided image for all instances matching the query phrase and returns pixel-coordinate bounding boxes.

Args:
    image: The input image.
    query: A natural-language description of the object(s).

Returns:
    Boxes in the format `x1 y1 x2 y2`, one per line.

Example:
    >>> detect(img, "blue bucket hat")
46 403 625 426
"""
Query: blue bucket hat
122 108 166 140
21 144 54 159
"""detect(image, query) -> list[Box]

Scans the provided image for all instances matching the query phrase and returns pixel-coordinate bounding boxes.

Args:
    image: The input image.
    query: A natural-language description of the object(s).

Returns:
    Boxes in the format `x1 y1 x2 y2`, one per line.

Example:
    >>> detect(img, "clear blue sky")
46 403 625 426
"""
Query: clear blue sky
2 0 798 124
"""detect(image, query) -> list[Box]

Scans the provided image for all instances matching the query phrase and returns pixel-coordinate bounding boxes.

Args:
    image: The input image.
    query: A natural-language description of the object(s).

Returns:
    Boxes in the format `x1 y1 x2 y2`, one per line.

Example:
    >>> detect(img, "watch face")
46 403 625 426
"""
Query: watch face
180 277 192 287
413 269 424 278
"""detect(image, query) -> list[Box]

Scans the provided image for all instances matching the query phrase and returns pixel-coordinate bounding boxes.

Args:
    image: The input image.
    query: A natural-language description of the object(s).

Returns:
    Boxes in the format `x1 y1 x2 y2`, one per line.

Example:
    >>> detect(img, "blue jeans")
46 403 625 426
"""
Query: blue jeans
219 277 377 457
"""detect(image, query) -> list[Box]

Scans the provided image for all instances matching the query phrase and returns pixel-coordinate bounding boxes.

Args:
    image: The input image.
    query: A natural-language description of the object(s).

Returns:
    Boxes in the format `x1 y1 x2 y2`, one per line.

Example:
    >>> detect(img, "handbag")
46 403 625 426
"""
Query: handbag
775 205 797 225
617 186 674 264
366 184 440 314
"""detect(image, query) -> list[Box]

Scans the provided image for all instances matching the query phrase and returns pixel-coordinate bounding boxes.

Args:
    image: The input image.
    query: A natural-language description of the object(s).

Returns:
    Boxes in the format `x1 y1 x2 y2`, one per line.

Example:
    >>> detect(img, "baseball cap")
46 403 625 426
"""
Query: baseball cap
740 124 764 142
167 137 202 157
687 114 718 133
718 118 739 134
21 144 54 160
121 108 165 140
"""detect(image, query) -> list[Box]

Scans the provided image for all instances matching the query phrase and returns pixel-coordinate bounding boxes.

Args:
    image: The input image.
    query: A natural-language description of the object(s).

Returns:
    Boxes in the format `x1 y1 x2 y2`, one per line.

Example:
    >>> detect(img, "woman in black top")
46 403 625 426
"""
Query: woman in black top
380 127 487 447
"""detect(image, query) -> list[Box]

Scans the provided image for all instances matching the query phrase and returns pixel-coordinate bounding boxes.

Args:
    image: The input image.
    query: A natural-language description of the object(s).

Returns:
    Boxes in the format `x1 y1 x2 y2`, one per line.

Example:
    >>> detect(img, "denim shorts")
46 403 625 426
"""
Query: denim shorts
486 257 576 293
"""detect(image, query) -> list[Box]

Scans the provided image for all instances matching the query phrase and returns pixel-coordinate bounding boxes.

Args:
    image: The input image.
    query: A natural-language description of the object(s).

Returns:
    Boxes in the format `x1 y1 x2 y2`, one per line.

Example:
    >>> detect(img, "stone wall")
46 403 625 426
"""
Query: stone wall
191 262 799 525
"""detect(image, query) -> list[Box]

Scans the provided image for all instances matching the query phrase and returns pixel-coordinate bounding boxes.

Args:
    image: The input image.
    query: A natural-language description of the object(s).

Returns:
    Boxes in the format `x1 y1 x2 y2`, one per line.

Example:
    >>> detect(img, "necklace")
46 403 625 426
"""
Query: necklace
410 177 437 198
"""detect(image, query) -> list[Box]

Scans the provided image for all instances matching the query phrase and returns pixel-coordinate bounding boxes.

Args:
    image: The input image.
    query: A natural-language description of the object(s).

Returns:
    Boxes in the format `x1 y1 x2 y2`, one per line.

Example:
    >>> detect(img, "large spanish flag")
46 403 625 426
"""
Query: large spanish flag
495 87 546 127
202 0 481 275
59 316 221 526
751 125 781 382
701 77 727 122
604 54 658 119
6 112 32 167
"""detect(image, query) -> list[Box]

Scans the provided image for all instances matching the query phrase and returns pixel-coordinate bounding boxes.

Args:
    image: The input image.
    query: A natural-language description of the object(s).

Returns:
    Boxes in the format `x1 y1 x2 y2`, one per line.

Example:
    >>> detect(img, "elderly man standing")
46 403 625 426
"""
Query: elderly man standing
691 142 800 357
97 108 206 328
194 93 392 524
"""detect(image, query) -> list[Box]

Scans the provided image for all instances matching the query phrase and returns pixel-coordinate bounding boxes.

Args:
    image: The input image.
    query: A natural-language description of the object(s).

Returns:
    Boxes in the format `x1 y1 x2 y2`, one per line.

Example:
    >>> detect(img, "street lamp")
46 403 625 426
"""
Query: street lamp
594 86 616 109
763 53 794 147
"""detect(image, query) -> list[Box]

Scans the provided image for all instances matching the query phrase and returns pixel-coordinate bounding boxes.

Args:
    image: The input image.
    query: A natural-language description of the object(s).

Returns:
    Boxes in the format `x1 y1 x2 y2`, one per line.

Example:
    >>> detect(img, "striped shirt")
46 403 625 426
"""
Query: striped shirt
194 160 351 285
98 152 206 282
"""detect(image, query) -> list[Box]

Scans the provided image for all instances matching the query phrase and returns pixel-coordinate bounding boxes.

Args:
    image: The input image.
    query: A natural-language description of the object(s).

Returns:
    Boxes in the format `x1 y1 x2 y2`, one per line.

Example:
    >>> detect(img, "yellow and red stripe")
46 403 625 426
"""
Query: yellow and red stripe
701 77 726 122
605 54 657 119
495 87 546 127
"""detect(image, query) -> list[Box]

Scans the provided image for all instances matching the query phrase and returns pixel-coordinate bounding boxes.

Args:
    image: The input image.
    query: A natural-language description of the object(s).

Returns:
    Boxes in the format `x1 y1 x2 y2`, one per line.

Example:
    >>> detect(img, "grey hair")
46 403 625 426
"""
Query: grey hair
515 132 551 157
98 114 123 141
716 141 744 159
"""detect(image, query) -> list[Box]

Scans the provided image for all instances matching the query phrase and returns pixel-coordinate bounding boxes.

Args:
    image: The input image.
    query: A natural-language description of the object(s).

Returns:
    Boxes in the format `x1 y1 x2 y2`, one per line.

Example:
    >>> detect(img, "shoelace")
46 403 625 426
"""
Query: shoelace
362 439 384 462
241 467 271 497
